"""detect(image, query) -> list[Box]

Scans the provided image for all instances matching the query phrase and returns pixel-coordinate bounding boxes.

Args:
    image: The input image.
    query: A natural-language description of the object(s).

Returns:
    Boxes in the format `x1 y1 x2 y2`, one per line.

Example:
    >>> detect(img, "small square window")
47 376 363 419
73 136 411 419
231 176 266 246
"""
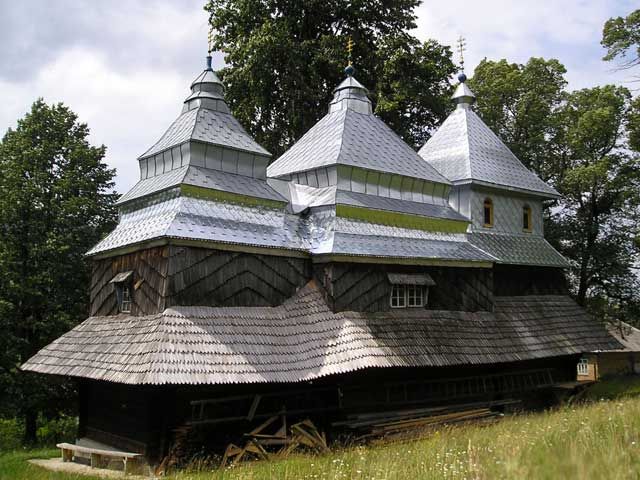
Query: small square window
390 284 406 308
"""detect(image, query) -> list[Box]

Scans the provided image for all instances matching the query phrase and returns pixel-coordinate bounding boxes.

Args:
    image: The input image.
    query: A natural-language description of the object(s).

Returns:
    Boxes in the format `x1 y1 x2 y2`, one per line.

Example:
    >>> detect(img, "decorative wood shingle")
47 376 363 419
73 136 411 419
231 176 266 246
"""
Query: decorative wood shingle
22 282 621 385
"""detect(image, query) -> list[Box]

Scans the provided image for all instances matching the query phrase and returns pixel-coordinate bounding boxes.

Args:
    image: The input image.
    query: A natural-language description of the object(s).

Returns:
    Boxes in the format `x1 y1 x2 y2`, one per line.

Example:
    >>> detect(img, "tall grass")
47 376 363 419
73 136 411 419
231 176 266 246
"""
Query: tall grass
3 378 640 479
173 394 640 480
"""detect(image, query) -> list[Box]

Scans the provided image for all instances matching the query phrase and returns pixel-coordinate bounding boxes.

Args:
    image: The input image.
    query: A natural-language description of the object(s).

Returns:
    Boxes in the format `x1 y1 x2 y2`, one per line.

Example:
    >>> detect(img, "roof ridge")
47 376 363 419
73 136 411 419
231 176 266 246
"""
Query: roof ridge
139 108 198 159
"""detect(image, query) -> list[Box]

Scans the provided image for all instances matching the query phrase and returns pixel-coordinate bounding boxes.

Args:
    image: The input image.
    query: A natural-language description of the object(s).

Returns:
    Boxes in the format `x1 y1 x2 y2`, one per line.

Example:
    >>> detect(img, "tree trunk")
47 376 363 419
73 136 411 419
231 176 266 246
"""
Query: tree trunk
23 409 37 445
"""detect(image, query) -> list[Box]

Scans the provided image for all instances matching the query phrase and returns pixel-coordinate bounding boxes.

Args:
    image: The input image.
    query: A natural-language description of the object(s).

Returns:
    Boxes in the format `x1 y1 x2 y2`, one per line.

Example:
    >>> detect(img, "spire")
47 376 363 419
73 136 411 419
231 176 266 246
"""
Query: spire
452 36 476 108
329 36 372 114
182 26 228 113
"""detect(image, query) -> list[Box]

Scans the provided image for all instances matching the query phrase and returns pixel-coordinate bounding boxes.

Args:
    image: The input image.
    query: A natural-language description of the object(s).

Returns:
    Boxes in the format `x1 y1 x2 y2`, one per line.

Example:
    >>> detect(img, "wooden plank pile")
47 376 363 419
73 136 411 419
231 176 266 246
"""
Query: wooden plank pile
333 400 516 441
221 415 329 468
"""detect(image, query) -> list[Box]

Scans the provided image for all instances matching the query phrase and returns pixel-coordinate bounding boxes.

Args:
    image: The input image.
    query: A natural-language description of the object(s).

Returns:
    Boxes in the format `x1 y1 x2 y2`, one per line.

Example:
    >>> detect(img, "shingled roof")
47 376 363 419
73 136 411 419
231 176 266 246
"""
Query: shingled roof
22 282 620 385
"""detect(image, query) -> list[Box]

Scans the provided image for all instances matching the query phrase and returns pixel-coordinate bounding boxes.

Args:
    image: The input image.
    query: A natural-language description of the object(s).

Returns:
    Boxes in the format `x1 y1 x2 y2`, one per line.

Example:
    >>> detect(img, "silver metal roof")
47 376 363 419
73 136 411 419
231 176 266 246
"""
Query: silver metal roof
117 165 285 205
469 232 570 268
268 76 450 185
89 194 308 256
336 190 468 222
306 208 492 262
140 107 269 159
22 283 621 385
418 97 559 198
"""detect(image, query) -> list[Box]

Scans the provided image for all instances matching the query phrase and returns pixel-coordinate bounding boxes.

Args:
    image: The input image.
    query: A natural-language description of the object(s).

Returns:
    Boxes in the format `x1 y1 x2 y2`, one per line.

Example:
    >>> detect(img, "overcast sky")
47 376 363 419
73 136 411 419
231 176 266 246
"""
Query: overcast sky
0 0 636 193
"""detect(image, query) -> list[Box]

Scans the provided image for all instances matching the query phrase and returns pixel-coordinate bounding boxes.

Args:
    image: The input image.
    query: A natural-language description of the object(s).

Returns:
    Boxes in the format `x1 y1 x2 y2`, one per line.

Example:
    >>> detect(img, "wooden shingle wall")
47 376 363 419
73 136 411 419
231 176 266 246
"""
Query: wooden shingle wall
315 263 494 313
493 265 567 296
166 246 310 308
90 247 169 316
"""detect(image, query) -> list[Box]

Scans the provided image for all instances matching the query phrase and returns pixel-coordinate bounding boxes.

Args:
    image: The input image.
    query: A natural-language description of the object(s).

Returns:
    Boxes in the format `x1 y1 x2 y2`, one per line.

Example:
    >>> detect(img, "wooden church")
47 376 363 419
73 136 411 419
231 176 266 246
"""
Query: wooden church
23 45 619 466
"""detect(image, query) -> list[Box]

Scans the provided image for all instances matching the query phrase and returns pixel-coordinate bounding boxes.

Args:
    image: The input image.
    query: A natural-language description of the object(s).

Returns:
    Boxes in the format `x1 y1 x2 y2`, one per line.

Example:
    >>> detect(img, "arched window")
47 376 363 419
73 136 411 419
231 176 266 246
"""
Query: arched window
523 205 532 232
483 198 494 227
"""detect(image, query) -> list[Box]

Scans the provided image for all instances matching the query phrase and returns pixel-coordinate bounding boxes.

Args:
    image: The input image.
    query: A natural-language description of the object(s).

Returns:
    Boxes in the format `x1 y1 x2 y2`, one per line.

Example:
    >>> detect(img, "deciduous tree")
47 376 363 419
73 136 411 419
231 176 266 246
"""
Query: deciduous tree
205 0 456 155
0 100 117 442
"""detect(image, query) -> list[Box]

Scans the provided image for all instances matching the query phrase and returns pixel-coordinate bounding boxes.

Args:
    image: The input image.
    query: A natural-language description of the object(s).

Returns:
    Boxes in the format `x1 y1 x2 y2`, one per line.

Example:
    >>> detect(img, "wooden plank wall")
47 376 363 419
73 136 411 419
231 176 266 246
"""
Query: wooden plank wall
315 263 494 313
166 246 310 307
90 247 169 316
493 265 567 296
429 267 494 312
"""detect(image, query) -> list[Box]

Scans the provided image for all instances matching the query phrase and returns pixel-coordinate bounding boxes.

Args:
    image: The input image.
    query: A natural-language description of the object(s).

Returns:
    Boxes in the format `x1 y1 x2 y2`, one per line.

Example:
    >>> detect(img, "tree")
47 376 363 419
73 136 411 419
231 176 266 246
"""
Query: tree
602 9 640 153
468 58 567 180
553 86 640 307
0 100 117 442
471 60 640 316
205 0 456 156
602 9 640 70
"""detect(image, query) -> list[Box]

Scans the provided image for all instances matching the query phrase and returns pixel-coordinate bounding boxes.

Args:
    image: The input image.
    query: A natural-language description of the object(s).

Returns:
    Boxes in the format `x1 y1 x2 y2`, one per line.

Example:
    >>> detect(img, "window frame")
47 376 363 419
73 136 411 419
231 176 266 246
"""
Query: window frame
577 357 589 376
522 205 532 232
390 284 427 309
390 284 407 308
120 285 132 313
483 198 494 228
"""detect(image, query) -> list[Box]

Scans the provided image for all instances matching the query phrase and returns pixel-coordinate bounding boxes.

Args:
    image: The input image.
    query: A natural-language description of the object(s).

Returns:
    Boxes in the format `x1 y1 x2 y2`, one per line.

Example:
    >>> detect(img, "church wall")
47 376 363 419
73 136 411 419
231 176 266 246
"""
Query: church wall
89 246 170 316
468 187 544 235
166 246 310 308
314 262 494 313
90 245 311 315
493 265 568 296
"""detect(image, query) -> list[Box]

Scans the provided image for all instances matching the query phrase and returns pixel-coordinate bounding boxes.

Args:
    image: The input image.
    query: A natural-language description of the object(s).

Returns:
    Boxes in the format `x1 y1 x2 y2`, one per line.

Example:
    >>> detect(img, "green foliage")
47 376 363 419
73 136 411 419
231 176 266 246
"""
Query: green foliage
583 375 640 401
0 416 77 451
552 85 640 307
602 9 640 67
0 419 24 451
468 58 567 179
0 100 117 441
471 60 640 316
205 0 456 156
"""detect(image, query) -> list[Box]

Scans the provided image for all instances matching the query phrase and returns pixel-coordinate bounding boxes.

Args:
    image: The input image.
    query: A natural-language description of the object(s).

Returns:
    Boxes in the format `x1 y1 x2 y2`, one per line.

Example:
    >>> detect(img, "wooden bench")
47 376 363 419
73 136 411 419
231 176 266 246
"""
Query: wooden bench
56 442 143 475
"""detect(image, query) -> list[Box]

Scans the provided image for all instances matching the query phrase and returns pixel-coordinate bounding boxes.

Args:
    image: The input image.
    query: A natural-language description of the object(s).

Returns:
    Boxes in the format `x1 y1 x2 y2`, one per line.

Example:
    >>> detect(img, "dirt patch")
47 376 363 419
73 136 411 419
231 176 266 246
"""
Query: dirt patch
28 458 151 479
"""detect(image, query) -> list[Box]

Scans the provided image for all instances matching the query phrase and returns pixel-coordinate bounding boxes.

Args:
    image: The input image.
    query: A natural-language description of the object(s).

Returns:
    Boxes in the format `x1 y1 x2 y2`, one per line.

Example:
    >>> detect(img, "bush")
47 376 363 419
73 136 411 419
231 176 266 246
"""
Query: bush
36 415 77 446
0 418 23 451
0 415 77 451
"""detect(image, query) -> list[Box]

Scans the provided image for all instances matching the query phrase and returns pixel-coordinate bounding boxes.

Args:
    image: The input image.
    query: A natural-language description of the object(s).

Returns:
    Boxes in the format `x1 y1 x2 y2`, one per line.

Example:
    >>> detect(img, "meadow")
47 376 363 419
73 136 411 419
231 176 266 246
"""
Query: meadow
2 377 640 480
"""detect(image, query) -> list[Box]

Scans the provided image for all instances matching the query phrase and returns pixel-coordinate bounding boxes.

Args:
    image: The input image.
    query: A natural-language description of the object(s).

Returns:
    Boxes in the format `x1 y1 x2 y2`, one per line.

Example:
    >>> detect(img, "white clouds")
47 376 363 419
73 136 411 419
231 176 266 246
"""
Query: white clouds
414 0 633 89
0 46 193 191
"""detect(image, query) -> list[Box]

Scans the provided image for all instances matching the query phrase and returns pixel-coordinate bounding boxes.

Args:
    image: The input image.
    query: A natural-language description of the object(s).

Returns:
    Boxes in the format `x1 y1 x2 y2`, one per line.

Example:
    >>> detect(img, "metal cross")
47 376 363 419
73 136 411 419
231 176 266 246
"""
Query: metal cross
347 37 354 64
457 36 466 72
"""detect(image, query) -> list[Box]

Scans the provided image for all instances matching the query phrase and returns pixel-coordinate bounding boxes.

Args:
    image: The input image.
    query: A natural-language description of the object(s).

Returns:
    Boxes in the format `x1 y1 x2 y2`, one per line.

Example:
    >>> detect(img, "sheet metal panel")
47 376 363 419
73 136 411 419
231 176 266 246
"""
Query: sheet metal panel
419 108 559 198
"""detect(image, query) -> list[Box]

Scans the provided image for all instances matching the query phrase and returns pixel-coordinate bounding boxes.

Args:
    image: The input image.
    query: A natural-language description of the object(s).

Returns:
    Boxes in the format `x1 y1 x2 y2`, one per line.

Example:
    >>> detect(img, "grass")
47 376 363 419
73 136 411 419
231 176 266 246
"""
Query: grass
0 449 103 480
3 377 640 480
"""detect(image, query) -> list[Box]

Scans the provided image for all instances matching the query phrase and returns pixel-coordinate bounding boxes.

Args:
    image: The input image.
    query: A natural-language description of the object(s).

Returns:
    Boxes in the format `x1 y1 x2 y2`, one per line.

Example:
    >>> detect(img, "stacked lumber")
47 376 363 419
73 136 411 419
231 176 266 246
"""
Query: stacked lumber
221 415 329 468
333 400 514 441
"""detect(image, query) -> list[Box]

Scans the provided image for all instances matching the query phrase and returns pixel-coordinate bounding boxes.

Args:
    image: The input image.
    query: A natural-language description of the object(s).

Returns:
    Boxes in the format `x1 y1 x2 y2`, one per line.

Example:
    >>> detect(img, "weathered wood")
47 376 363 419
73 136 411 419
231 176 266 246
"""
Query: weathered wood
90 246 169 316
167 246 310 307
315 263 494 313
57 442 142 474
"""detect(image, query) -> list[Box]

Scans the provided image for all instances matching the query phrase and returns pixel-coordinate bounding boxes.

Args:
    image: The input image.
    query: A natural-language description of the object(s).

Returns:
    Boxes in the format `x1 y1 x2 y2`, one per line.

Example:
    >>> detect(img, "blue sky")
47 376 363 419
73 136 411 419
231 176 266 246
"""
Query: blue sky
0 0 636 193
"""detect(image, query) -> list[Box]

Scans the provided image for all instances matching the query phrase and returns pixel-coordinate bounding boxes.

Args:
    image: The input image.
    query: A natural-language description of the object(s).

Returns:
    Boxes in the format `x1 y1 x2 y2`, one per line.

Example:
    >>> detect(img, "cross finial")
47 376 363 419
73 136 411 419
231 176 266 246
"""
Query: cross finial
457 36 466 73
345 36 355 76
347 37 354 64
